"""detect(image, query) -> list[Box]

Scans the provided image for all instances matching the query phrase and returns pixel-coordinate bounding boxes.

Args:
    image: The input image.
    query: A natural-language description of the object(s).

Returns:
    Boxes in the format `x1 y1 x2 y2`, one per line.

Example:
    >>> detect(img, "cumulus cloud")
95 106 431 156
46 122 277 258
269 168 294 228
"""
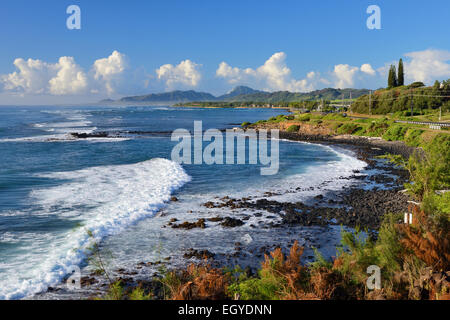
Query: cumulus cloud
49 57 88 95
1 58 57 94
2 48 450 101
0 51 129 97
156 59 202 89
332 63 379 88
1 56 89 95
332 64 360 88
360 63 376 76
216 52 328 92
93 50 127 94
403 49 450 84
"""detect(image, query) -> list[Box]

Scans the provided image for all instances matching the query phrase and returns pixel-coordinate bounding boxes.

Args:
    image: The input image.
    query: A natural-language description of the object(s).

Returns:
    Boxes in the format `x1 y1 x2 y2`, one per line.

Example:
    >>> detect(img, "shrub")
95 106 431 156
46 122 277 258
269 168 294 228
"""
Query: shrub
331 122 343 131
102 281 125 300
337 123 360 134
405 134 450 198
241 121 251 127
404 128 424 147
422 192 450 231
161 262 230 300
408 82 425 89
398 205 450 271
382 125 407 141
128 286 153 300
297 114 311 122
366 120 390 137
286 125 300 133
228 241 312 300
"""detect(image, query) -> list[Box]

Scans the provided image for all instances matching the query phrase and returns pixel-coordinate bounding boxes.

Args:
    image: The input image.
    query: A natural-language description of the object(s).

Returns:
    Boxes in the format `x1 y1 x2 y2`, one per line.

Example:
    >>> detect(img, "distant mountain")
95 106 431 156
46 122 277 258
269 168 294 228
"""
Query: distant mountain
217 86 266 100
119 90 216 103
221 88 371 102
106 86 370 105
99 98 115 103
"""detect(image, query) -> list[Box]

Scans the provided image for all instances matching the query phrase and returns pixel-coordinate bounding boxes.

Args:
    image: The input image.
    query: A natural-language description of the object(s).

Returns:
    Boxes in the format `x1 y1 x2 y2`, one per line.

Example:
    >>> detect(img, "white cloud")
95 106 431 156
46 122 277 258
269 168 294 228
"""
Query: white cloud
216 62 254 84
0 51 129 97
1 57 88 95
332 64 360 88
1 58 57 94
93 50 127 94
49 57 88 95
404 49 450 84
156 59 202 89
2 48 450 102
360 63 376 76
216 52 327 92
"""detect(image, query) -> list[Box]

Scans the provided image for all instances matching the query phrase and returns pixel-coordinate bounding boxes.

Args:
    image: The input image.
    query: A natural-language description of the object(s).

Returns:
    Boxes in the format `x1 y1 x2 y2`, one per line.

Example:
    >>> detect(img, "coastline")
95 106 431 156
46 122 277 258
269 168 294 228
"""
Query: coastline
32 130 414 300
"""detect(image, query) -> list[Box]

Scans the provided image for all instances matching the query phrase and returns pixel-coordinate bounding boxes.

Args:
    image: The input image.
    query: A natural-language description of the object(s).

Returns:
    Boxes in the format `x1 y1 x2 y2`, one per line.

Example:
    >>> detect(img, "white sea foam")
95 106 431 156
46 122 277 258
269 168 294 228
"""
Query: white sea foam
0 134 76 142
1 115 99 142
0 158 190 300
223 141 367 203
0 133 128 143
269 142 367 202
33 121 92 128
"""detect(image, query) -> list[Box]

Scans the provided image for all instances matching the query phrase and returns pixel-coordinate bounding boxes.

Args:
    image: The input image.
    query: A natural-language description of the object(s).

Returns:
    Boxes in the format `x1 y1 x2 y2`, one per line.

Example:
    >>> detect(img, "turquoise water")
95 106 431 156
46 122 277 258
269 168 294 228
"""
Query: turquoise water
0 105 366 299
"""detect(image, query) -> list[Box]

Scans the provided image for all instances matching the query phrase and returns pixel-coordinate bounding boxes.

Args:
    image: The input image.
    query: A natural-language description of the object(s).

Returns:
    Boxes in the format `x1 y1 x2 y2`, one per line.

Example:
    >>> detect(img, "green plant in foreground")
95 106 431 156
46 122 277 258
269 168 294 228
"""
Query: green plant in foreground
128 286 153 300
405 134 450 199
103 281 124 300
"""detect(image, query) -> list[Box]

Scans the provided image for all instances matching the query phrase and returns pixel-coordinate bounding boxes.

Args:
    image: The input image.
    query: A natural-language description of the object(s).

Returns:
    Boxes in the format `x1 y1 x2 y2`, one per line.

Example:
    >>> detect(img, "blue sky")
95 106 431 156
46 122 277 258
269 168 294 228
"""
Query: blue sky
1 0 450 104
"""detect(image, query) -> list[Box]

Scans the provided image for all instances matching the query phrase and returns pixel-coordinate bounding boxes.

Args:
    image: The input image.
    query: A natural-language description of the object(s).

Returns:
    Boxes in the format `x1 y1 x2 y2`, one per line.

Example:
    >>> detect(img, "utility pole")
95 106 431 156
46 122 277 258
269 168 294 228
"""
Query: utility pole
369 90 372 115
410 88 414 117
439 106 442 121
342 93 344 112
349 91 352 113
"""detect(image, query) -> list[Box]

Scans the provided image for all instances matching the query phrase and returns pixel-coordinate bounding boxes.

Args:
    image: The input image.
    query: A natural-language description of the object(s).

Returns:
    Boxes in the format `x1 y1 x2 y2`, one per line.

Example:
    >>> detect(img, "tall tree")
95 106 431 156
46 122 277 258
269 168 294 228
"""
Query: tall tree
398 58 404 86
388 65 398 88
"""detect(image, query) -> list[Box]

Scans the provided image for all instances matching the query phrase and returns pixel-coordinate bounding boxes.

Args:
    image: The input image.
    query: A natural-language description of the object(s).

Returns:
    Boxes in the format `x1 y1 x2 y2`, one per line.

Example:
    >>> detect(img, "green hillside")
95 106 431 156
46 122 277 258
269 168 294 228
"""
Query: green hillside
352 81 450 115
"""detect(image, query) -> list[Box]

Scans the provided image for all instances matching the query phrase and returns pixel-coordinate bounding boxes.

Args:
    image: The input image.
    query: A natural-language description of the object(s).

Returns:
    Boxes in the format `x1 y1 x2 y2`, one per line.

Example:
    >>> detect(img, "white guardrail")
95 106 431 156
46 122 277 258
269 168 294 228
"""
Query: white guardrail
394 120 450 130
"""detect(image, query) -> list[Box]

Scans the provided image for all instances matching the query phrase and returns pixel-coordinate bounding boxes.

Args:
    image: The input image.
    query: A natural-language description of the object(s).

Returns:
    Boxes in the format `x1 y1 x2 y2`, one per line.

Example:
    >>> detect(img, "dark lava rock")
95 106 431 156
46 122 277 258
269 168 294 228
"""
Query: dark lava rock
171 218 206 229
203 201 216 208
70 132 109 139
220 217 245 228
80 276 98 287
184 249 215 259
170 196 178 202
207 216 224 222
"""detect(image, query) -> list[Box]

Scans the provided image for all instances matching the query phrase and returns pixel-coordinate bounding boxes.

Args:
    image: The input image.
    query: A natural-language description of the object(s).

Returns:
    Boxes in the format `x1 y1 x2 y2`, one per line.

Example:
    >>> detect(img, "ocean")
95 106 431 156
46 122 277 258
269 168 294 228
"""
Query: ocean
0 105 366 299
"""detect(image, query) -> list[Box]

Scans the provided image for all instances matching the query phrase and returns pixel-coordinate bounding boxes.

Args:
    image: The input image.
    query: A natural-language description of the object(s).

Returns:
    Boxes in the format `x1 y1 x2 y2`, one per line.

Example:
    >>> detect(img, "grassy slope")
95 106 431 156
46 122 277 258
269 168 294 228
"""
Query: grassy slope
247 111 449 148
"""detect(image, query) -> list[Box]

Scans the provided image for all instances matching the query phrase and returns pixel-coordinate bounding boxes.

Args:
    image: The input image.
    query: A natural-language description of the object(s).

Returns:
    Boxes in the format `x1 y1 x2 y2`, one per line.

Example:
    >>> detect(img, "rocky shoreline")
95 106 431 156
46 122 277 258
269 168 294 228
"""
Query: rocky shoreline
36 131 415 300
279 131 418 159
